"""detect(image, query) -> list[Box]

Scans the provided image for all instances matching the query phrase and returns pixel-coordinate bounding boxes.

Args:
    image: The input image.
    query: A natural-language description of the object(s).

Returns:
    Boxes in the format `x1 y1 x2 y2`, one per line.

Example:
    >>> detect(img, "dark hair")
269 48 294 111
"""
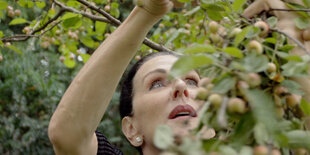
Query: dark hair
119 51 180 119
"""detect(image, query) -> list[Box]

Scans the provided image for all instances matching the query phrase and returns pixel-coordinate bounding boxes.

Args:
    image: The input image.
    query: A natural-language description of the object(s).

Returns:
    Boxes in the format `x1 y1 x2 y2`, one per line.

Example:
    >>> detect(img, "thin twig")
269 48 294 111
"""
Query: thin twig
271 28 310 56
76 0 121 26
76 0 172 52
270 8 310 12
1 10 65 42
54 0 110 23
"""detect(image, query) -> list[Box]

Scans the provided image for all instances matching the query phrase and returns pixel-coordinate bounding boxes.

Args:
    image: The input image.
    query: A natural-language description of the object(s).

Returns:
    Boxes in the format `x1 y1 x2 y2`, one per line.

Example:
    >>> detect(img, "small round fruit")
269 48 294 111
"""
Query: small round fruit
302 29 310 41
69 53 75 60
254 21 269 37
55 30 61 35
59 56 65 62
134 55 141 61
209 21 219 34
6 6 13 12
230 28 242 37
208 93 222 108
0 55 3 62
104 5 110 11
199 78 211 88
159 23 165 29
267 62 277 73
274 86 288 96
246 73 261 88
248 40 263 54
23 27 31 34
237 81 249 90
14 9 21 16
40 41 50 49
286 94 301 108
8 10 15 18
5 42 11 47
210 34 222 44
196 87 209 100
184 23 191 29
227 97 246 114
254 146 268 155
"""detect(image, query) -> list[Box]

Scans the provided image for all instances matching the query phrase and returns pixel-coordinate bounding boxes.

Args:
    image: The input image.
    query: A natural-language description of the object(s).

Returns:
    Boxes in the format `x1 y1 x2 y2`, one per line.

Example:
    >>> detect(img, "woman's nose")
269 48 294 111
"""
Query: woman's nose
172 79 189 99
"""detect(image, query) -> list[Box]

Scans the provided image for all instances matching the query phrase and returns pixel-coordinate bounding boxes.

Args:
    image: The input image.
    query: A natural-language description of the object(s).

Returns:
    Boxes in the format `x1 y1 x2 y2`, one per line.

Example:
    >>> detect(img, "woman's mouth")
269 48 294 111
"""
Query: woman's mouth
168 105 197 119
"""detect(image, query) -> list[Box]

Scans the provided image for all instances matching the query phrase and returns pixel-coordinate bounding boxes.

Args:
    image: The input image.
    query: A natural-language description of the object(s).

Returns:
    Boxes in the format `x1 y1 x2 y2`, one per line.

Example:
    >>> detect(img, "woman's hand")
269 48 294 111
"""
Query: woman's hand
135 0 174 16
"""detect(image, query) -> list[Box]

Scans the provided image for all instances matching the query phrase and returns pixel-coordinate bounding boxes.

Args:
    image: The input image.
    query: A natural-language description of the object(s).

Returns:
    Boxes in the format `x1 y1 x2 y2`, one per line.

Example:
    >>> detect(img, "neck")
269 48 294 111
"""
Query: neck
142 144 161 155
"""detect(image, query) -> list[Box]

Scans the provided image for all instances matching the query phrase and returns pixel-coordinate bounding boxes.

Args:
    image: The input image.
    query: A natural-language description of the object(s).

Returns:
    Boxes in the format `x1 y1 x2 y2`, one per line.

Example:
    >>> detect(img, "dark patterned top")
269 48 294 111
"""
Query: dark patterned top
95 131 123 155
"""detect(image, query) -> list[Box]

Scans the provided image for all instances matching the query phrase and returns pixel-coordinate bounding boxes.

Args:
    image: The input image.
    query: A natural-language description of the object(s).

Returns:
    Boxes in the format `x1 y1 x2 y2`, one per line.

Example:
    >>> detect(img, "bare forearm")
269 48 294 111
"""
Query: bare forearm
49 6 162 148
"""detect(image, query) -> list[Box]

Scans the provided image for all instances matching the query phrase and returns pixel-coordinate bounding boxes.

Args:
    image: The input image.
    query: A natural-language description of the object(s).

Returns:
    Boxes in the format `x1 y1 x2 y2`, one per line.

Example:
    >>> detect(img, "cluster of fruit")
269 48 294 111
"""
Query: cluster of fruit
6 6 21 18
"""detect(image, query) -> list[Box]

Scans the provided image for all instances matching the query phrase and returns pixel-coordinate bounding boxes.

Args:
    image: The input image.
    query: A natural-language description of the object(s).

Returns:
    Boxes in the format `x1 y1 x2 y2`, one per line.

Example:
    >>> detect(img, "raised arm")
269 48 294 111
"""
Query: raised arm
48 2 173 154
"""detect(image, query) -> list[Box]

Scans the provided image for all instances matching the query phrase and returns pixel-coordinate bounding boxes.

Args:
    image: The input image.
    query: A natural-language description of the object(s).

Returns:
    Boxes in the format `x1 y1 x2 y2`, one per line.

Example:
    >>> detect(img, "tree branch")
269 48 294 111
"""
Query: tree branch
270 8 310 12
1 9 65 42
54 0 111 24
75 0 172 52
271 28 310 56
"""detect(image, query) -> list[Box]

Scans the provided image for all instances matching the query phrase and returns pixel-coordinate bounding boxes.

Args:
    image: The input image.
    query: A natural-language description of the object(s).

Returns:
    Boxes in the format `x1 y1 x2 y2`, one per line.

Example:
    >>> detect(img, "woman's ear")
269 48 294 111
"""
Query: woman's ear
122 116 143 147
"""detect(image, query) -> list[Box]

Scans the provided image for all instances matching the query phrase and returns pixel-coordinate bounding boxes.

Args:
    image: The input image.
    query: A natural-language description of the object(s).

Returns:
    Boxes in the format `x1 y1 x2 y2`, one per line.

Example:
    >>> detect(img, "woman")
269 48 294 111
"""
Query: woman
48 0 204 154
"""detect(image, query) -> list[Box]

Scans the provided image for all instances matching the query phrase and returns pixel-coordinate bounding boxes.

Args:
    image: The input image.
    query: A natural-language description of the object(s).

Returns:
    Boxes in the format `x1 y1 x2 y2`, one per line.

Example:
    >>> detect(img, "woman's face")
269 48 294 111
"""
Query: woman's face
131 55 204 146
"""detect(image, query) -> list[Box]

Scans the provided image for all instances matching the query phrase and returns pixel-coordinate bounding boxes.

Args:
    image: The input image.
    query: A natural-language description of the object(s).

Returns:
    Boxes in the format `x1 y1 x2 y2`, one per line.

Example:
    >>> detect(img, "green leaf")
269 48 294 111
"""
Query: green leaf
153 125 174 150
254 123 269 145
267 16 278 28
278 45 296 52
170 55 213 78
300 98 310 116
212 75 236 94
181 44 216 54
281 60 309 77
303 0 310 7
66 0 80 7
234 26 252 47
219 146 238 155
80 36 95 48
265 38 277 44
201 4 225 11
184 6 200 16
7 45 22 55
95 21 107 34
244 89 278 134
223 47 243 58
178 0 191 3
281 80 303 95
286 3 309 18
62 13 82 29
295 17 310 29
0 1 8 10
35 1 46 8
285 130 310 151
64 58 76 68
80 53 90 63
206 10 223 21
230 113 255 147
243 54 268 72
240 146 253 155
0 31 3 38
232 0 247 12
18 0 34 8
9 18 28 25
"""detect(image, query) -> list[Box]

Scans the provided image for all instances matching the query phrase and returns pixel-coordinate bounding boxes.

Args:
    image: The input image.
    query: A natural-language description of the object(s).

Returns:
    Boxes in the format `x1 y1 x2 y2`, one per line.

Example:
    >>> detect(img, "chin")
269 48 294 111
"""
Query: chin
166 116 199 136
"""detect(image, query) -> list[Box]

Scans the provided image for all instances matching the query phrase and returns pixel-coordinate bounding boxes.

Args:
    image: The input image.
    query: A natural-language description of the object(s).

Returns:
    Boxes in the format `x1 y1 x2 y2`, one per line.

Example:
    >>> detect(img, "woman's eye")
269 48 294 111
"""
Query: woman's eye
150 80 164 90
186 79 198 86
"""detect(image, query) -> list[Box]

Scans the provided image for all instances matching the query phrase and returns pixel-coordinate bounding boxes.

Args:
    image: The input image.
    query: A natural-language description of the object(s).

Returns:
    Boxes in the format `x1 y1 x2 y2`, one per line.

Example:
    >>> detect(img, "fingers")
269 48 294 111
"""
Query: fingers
243 0 269 18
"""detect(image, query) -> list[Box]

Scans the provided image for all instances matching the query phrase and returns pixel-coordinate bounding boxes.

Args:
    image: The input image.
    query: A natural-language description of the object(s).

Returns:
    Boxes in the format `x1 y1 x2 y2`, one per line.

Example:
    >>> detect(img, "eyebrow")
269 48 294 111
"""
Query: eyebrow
142 68 167 82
